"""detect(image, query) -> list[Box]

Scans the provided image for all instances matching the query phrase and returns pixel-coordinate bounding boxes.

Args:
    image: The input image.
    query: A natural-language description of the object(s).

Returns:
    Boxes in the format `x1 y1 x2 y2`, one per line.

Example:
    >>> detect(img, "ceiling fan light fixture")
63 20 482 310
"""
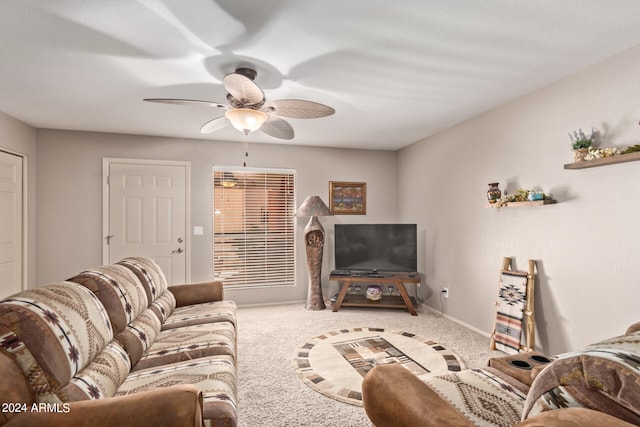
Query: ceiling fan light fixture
145 68 333 140
225 108 268 135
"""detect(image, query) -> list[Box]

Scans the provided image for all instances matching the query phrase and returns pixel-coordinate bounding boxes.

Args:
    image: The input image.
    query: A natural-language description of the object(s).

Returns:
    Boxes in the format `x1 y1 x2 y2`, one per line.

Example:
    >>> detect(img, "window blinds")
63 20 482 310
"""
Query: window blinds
212 167 296 288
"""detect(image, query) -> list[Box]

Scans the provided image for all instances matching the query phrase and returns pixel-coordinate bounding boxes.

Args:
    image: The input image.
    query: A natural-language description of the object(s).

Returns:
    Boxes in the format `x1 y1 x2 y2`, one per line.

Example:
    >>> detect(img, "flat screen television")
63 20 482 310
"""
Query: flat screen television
334 224 417 273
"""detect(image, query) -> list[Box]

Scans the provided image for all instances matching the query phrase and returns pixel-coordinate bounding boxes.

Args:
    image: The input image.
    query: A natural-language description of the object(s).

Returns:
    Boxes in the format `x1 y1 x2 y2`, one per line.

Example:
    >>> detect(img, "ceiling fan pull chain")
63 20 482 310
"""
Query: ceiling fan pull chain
243 136 249 167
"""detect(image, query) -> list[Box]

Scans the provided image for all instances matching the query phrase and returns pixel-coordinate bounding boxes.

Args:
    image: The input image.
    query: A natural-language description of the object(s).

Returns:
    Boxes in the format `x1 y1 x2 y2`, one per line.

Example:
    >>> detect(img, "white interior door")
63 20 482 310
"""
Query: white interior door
0 150 24 299
104 159 190 284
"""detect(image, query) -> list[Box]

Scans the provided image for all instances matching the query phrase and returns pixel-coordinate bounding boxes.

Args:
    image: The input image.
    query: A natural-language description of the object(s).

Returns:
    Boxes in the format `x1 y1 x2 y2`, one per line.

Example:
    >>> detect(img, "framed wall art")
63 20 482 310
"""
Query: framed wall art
329 181 366 215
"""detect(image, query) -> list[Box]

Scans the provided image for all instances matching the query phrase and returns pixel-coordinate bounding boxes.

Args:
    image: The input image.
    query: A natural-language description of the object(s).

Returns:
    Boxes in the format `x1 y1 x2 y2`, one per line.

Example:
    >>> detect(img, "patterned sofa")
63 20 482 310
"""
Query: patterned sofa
363 322 640 427
0 257 237 427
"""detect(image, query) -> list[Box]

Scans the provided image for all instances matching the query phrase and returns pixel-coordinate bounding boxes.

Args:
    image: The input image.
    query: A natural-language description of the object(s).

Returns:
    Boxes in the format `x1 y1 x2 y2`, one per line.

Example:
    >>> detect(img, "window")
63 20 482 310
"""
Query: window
212 167 296 288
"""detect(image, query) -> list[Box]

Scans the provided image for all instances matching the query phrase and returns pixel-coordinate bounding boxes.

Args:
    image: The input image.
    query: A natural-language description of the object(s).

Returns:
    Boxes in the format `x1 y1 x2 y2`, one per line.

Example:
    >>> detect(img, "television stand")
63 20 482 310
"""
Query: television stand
328 272 420 316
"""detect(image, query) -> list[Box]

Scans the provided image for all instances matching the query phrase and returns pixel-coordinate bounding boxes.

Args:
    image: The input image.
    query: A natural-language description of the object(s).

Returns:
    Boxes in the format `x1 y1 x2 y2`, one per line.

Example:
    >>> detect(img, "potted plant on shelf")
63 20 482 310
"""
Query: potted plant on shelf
493 188 548 210
569 128 598 162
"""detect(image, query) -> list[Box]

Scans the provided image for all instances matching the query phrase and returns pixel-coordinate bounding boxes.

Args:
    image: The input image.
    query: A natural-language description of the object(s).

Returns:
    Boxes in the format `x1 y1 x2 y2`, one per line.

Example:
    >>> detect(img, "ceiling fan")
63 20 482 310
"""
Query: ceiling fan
144 67 335 140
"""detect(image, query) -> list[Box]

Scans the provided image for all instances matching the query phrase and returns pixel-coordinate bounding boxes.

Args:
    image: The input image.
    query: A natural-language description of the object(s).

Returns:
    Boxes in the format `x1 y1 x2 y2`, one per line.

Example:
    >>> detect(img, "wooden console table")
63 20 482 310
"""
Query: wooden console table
329 272 420 316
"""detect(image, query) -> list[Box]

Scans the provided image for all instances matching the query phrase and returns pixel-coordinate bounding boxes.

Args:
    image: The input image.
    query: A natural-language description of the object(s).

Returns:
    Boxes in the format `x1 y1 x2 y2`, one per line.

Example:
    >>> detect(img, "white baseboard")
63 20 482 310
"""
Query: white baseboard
420 303 491 338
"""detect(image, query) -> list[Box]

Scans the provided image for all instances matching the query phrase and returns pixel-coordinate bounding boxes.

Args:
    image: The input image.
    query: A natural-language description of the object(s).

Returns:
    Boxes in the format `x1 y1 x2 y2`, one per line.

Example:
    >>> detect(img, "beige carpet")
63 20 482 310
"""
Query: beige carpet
293 327 465 405
236 303 504 427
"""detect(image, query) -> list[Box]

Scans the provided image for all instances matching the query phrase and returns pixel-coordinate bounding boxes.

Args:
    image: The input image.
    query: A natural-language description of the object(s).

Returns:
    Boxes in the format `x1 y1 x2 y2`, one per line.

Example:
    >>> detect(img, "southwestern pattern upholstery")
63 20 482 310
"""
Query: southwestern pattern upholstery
118 256 236 330
523 332 640 425
0 257 238 427
422 368 528 427
165 301 238 331
133 321 236 371
117 257 169 305
0 282 113 389
69 265 148 334
363 322 640 427
116 355 237 422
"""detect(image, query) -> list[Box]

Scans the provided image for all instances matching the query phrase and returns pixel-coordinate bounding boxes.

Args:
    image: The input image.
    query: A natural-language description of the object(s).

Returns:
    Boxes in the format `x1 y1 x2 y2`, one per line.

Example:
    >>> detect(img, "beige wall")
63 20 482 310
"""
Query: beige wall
397 45 640 355
34 130 397 305
0 112 37 288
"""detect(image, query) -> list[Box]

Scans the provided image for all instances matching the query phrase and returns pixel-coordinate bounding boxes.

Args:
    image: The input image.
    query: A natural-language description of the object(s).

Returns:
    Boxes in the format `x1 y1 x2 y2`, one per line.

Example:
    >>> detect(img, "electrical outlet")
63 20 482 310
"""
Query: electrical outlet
442 287 449 299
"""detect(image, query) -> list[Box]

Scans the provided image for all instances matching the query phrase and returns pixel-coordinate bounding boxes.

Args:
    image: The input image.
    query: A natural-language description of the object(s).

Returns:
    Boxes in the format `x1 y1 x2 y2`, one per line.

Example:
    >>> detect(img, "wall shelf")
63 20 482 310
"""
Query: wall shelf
564 151 640 169
485 199 556 209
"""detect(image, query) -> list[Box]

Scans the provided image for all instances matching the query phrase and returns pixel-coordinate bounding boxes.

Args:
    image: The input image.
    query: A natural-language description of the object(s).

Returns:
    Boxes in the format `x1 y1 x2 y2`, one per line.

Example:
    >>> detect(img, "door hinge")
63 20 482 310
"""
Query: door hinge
106 175 110 185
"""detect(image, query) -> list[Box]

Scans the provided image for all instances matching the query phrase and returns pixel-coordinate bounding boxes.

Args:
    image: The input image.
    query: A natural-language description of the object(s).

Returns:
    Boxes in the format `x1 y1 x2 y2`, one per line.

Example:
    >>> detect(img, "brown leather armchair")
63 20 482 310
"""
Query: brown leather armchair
362 364 636 427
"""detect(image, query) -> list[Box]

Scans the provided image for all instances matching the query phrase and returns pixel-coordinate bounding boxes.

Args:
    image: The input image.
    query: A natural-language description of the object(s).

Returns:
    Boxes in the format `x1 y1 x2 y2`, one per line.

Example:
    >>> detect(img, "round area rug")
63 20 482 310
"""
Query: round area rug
293 327 466 406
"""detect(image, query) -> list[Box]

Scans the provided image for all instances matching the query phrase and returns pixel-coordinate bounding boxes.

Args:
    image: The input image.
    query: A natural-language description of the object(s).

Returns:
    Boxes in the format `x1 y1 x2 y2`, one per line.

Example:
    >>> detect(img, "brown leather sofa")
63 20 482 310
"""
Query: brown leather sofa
0 257 237 427
363 322 640 427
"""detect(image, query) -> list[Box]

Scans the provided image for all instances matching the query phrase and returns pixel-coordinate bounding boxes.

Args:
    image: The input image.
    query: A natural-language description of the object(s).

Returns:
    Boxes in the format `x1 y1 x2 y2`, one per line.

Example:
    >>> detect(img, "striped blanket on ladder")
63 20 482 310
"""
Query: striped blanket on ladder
493 271 528 355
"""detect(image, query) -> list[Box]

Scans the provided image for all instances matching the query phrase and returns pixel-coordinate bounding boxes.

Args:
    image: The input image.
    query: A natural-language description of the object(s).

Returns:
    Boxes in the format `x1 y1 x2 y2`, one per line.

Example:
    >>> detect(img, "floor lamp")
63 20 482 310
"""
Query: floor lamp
294 196 332 310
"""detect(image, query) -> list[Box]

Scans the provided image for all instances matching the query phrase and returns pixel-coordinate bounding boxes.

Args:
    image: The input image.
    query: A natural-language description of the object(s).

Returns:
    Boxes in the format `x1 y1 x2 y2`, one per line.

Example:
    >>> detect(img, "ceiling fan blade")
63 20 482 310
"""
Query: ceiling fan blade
263 99 335 119
223 73 264 105
260 116 294 140
144 98 227 109
200 116 230 134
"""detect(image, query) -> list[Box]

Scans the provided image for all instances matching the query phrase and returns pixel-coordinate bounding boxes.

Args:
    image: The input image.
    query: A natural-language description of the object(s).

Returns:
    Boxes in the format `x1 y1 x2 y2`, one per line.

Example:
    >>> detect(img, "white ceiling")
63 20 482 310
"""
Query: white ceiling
3 1 640 150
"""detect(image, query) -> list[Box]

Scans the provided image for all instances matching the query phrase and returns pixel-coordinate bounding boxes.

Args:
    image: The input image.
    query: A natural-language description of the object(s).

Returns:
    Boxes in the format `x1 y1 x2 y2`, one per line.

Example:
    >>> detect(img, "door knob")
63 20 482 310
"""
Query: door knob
172 248 184 254
177 237 184 243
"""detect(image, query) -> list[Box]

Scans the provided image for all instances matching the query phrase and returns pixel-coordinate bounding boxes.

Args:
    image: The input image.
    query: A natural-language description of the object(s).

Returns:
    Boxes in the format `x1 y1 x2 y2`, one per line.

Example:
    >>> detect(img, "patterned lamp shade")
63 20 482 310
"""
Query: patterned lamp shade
294 196 332 217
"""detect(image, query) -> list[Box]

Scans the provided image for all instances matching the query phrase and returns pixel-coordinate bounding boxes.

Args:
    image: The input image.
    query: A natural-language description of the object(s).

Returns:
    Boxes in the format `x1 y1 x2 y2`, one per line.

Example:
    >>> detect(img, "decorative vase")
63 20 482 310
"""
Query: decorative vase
573 148 589 162
366 285 383 301
487 183 501 204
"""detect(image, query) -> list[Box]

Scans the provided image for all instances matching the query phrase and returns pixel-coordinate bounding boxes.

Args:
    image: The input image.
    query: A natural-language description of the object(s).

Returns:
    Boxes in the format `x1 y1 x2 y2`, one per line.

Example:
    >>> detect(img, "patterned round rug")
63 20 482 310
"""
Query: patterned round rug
293 327 465 406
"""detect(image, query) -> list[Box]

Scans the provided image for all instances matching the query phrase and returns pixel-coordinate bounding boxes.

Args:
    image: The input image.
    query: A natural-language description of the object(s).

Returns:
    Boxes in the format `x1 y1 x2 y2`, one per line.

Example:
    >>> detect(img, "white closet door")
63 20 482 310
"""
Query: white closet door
0 150 24 299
